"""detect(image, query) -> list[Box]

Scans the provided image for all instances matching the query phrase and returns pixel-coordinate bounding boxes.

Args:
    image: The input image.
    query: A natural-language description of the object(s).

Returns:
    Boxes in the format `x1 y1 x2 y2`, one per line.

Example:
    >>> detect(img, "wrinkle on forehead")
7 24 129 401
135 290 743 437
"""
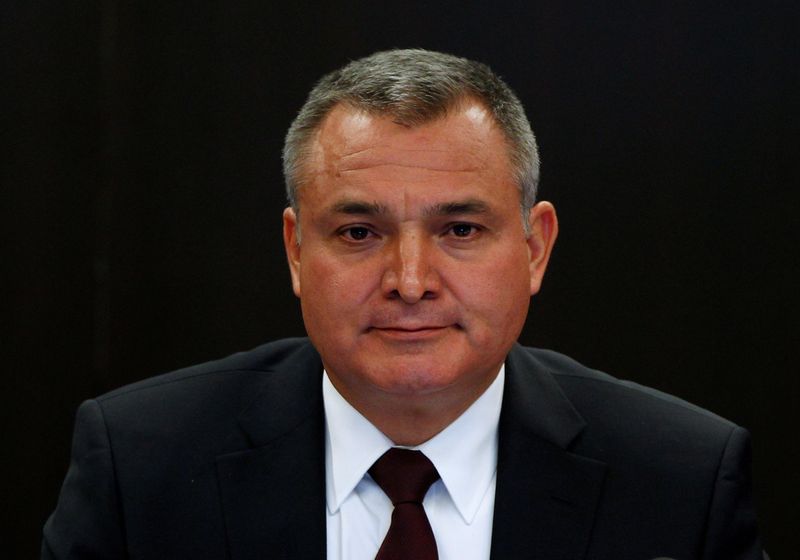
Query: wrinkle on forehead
336 144 481 171
338 148 484 174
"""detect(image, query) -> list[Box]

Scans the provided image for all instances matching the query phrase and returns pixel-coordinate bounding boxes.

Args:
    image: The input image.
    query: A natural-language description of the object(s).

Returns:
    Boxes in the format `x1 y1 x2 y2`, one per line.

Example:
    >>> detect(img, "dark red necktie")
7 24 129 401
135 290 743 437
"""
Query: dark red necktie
369 448 441 560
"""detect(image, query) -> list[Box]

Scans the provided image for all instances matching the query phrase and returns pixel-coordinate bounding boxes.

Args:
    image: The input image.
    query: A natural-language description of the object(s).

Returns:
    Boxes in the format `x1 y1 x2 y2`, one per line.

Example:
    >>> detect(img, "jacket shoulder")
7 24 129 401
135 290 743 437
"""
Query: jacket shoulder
509 346 762 558
514 345 739 436
97 337 313 403
91 337 321 450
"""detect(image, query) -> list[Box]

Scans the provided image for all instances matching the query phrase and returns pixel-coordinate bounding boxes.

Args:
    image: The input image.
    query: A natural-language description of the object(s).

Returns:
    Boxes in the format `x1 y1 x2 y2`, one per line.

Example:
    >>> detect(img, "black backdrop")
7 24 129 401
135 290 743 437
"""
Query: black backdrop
5 1 798 557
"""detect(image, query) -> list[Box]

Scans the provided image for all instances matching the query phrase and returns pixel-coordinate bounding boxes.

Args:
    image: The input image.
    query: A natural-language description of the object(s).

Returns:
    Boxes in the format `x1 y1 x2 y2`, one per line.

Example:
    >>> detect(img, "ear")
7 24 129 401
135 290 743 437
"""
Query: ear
282 207 302 297
525 201 559 295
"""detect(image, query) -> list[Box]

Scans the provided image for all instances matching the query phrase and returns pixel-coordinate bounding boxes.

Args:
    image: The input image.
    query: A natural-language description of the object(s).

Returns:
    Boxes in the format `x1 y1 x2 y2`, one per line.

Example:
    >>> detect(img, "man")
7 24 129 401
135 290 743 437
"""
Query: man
43 49 763 559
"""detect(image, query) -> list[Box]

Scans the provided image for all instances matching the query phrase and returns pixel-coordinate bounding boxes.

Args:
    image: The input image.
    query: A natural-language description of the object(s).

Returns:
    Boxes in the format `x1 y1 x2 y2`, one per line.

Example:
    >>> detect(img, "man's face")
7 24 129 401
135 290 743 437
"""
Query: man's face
283 101 557 417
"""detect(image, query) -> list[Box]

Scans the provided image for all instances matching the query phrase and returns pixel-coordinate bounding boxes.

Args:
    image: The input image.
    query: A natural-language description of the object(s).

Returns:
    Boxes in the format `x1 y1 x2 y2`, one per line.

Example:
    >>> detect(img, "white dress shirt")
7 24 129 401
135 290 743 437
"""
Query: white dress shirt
323 366 505 560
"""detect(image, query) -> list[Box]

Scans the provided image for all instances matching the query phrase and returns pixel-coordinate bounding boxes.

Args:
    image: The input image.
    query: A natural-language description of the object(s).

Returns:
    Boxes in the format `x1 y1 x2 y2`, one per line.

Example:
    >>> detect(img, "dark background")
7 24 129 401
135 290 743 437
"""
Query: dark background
4 1 797 557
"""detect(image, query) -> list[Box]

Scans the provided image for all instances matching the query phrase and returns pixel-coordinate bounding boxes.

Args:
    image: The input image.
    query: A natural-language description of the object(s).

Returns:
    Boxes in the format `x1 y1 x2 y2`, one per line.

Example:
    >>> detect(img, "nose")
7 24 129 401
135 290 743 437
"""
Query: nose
381 230 440 303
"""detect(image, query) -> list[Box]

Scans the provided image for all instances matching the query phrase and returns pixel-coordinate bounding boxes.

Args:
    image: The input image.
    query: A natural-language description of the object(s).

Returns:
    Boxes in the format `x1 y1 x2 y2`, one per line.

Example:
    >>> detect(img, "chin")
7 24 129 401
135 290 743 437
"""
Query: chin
367 362 463 396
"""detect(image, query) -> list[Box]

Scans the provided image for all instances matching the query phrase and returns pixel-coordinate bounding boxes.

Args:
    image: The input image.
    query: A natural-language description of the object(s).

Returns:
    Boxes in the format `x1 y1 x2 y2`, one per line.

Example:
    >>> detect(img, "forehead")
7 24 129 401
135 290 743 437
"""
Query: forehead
297 102 515 207
319 102 499 160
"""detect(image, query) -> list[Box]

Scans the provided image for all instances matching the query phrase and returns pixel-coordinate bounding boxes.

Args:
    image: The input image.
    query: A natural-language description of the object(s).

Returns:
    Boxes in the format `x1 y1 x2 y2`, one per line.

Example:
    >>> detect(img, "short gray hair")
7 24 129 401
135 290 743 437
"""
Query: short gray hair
282 49 540 229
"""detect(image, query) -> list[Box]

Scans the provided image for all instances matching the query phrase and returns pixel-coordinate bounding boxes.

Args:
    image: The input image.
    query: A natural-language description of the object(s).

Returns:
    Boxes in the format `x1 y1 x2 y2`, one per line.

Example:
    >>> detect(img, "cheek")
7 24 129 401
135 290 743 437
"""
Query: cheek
452 252 532 329
299 254 379 316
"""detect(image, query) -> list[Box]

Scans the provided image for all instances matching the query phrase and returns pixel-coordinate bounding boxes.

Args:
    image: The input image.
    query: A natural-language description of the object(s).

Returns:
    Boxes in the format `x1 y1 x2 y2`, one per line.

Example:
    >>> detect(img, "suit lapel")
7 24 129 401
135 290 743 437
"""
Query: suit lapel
215 343 327 560
490 345 607 560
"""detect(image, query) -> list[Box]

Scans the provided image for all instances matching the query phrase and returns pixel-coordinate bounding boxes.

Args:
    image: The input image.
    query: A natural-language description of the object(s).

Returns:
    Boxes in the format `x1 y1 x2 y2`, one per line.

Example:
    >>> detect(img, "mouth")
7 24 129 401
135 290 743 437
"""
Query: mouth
368 325 453 341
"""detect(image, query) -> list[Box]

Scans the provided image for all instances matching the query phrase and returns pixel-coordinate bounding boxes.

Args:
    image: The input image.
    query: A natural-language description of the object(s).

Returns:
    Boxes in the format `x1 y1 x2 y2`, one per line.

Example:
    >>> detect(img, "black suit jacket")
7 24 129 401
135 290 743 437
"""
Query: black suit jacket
43 338 763 559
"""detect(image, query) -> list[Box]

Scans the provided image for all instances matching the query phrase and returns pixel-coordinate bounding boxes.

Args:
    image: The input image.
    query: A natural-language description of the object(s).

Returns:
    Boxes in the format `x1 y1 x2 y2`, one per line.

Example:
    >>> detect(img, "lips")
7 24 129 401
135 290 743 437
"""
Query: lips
366 323 457 343
372 325 448 332
366 310 462 337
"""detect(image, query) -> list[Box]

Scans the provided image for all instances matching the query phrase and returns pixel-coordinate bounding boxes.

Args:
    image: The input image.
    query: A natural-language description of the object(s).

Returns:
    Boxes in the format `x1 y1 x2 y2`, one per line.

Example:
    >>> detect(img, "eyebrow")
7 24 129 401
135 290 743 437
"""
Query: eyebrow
329 200 390 216
424 199 491 216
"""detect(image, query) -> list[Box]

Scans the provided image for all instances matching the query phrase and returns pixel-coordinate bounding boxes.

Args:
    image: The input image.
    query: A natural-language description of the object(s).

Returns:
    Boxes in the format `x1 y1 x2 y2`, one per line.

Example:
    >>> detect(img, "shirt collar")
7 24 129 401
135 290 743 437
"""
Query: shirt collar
323 372 393 515
323 365 504 524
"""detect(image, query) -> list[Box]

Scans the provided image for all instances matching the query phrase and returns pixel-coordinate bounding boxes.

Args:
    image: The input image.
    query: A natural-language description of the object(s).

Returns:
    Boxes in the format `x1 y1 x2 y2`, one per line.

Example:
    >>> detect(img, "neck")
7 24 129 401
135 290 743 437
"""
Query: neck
364 401 469 446
328 371 500 446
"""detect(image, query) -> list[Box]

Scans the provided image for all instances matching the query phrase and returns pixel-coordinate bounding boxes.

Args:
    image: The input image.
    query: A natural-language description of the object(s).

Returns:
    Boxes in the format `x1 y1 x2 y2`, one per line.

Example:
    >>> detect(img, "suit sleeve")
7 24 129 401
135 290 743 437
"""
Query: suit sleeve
42 399 127 559
701 426 764 560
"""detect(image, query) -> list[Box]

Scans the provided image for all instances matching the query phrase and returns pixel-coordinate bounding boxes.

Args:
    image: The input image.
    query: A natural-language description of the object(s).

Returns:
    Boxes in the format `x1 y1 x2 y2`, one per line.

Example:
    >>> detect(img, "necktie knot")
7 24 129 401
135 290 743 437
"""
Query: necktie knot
369 448 440 505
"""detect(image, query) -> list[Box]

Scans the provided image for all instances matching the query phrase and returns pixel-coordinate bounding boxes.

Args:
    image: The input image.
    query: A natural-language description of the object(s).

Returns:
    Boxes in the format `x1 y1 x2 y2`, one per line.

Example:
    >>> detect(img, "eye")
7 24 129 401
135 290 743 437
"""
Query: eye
341 226 372 241
449 223 478 238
